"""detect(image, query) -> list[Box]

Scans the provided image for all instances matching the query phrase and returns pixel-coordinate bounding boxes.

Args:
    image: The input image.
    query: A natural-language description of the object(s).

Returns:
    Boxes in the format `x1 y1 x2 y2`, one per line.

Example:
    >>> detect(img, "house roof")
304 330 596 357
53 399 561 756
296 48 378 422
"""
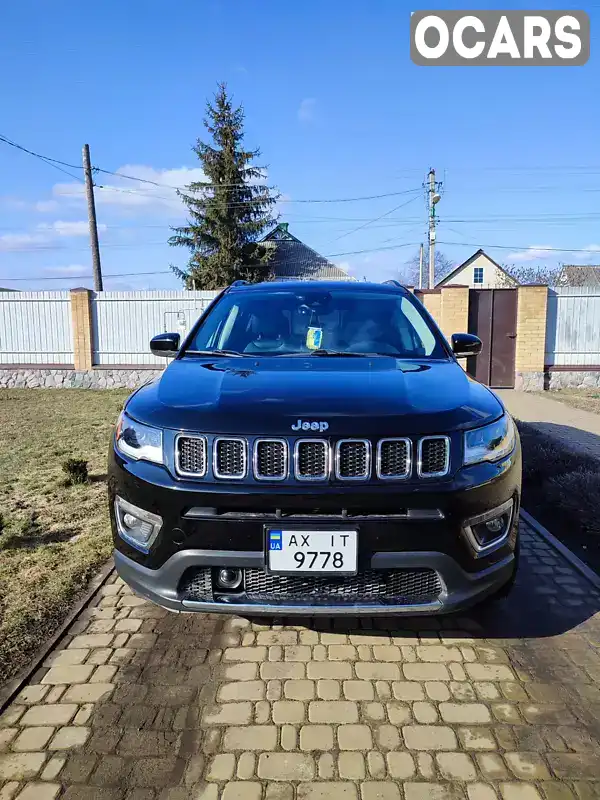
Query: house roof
261 223 354 281
435 248 518 287
558 265 600 287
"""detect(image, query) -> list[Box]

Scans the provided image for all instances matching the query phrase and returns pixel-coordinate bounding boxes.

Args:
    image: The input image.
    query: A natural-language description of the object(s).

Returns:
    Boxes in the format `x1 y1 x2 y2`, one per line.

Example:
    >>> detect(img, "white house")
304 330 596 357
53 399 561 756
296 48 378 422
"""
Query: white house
436 249 518 289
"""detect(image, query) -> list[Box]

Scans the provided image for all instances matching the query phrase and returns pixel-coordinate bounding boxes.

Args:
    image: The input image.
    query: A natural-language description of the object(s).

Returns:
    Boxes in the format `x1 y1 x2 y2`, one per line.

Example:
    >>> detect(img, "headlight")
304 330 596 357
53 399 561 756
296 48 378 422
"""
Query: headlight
464 414 515 466
115 412 163 464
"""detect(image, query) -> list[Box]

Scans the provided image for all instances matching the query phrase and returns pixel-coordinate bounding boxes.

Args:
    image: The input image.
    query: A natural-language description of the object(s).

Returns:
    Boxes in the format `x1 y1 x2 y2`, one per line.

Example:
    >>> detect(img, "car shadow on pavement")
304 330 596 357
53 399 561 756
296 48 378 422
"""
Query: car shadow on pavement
246 523 600 643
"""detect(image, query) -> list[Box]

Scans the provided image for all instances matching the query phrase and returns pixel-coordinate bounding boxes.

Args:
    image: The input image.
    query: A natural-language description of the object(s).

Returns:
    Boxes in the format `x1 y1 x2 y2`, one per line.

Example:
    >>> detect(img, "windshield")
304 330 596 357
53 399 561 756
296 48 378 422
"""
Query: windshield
183 287 448 359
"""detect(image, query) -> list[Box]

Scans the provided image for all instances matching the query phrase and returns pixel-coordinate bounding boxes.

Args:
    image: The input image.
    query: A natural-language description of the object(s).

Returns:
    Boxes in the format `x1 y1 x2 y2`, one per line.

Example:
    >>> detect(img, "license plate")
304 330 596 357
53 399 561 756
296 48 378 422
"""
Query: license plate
266 529 358 575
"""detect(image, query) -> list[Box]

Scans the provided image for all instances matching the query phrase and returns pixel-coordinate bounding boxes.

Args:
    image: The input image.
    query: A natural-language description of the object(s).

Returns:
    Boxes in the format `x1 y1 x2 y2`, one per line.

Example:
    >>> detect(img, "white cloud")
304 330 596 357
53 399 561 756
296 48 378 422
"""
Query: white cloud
298 98 317 123
37 220 107 237
43 264 88 276
52 165 207 215
507 243 600 264
506 245 555 262
0 231 54 252
35 200 59 213
0 219 109 252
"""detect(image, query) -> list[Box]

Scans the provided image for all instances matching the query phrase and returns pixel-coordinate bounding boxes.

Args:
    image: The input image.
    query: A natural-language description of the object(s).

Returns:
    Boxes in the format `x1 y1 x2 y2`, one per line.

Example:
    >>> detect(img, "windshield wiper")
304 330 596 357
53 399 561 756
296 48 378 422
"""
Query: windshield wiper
275 349 376 358
185 349 244 357
309 349 370 357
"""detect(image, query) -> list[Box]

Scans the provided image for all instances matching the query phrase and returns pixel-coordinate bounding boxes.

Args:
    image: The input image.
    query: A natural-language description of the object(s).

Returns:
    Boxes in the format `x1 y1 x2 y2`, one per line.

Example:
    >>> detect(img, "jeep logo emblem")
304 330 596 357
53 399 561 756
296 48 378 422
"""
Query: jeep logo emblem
291 419 329 433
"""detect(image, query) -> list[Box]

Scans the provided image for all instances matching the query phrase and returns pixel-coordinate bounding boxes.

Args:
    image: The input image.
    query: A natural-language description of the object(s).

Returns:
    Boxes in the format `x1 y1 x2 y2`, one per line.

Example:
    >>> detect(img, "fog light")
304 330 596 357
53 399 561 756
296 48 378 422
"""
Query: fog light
463 499 514 557
216 568 243 590
115 496 162 554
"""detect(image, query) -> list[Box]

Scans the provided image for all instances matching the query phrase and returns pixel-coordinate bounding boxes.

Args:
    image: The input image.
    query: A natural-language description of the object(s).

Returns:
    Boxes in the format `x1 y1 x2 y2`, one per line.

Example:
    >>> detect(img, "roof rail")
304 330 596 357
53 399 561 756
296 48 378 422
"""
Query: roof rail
382 279 403 288
230 280 249 287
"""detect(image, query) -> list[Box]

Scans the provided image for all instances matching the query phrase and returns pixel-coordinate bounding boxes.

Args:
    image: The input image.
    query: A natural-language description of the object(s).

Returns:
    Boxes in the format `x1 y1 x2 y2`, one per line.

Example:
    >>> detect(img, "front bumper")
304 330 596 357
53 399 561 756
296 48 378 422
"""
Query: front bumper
113 546 516 616
109 438 521 616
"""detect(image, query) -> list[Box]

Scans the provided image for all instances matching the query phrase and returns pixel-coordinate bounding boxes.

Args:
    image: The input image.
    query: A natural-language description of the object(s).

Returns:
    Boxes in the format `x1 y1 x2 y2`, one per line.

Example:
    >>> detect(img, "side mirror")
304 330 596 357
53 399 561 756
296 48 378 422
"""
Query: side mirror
452 333 482 359
151 332 180 358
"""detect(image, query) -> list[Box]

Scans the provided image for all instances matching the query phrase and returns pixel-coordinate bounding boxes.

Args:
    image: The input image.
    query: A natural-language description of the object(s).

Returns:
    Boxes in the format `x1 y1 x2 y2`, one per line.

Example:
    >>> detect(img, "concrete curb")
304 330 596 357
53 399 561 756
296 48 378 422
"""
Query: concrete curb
521 508 600 591
0 559 115 715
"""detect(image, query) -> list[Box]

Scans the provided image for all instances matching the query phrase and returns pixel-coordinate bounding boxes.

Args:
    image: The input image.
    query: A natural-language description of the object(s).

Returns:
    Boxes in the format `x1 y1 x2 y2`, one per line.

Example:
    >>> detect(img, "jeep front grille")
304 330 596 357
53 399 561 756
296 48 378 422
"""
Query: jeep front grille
175 435 451 482
377 438 411 479
294 439 329 481
214 438 247 479
419 436 450 477
176 435 207 476
336 439 370 480
254 439 288 481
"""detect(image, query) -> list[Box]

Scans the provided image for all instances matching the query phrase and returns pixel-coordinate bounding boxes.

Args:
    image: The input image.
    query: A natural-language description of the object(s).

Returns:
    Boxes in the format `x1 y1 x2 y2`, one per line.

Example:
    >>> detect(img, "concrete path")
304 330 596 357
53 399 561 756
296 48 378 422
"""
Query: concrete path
497 390 600 462
1 516 600 800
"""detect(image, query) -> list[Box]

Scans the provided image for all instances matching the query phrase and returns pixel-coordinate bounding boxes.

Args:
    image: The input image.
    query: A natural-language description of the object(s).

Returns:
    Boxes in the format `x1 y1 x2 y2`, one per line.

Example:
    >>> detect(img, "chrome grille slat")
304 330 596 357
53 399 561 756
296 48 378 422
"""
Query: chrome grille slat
254 439 288 481
418 436 450 477
377 438 411 479
335 439 370 480
175 435 450 482
294 439 329 481
175 435 207 477
214 437 247 479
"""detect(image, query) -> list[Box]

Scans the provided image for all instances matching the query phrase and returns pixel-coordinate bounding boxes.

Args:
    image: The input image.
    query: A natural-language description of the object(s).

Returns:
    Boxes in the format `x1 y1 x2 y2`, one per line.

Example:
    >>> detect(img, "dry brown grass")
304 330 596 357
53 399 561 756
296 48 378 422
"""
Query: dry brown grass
537 388 600 416
0 388 129 684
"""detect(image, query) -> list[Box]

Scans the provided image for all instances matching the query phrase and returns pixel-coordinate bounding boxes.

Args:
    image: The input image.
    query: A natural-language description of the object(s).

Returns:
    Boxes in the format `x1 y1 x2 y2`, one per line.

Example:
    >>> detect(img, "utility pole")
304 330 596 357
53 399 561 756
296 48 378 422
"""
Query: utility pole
82 144 103 291
418 242 424 290
428 168 436 290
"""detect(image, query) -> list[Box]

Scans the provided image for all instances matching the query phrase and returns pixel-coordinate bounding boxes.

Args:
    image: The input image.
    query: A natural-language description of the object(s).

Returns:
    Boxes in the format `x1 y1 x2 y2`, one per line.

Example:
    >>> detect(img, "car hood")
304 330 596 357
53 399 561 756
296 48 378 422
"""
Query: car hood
126 356 503 436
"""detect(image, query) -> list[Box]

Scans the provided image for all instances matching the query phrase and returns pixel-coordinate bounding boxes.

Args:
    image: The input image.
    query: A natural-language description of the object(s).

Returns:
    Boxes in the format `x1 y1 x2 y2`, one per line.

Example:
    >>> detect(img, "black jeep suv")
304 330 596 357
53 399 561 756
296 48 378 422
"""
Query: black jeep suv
108 279 520 616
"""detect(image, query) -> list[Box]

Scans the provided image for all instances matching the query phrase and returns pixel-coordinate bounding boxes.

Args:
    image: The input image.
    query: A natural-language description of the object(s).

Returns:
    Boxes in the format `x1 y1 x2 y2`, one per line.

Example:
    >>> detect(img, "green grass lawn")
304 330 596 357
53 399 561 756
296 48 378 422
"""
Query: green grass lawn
0 389 130 684
537 388 600 415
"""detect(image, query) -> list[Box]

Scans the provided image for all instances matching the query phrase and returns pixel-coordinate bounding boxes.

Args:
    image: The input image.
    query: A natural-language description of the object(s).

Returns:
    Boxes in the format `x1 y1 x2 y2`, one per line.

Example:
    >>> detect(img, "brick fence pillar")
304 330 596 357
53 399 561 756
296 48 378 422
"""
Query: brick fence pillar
415 290 442 328
440 286 469 342
70 288 94 370
514 285 548 391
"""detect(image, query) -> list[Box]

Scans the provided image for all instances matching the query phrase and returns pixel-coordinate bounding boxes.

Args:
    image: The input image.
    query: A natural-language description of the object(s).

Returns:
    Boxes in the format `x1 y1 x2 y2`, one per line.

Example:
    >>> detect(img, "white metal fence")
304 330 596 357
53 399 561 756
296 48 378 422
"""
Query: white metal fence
545 287 600 367
0 291 73 365
3 287 599 370
91 291 219 365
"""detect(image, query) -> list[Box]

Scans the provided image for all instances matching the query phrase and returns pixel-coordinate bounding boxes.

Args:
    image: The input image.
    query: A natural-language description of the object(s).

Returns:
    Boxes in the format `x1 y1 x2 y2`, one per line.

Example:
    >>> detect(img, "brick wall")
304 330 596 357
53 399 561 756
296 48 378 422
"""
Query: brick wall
416 291 442 325
70 289 93 371
440 287 469 342
515 286 548 391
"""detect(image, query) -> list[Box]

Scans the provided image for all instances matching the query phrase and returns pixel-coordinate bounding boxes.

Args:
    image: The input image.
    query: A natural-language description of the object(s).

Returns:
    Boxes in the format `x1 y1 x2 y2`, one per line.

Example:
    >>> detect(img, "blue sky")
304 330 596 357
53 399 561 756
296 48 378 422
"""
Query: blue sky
1 0 599 289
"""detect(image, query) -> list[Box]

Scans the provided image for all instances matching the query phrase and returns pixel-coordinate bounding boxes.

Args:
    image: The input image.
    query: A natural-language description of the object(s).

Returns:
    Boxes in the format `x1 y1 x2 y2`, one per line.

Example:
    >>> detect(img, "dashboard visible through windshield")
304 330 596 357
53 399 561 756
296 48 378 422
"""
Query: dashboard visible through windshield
184 288 448 359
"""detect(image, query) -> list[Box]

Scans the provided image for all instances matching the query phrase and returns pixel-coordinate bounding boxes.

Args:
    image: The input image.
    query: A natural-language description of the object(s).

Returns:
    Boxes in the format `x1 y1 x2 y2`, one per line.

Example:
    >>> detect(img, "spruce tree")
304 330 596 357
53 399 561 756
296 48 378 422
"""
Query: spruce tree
169 83 279 289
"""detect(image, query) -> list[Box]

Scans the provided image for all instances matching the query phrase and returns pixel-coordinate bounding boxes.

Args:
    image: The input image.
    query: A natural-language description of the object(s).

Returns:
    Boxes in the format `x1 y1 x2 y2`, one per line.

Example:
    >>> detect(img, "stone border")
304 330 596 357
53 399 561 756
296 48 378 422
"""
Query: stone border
0 368 162 389
520 508 600 590
0 560 115 715
545 369 600 390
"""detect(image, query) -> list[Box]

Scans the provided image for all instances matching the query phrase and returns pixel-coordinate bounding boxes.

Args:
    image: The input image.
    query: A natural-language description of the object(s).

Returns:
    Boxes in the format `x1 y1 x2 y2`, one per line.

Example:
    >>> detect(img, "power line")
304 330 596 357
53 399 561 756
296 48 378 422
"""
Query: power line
438 240 600 255
0 133 425 205
333 195 422 242
0 134 84 183
92 167 254 190
0 270 177 282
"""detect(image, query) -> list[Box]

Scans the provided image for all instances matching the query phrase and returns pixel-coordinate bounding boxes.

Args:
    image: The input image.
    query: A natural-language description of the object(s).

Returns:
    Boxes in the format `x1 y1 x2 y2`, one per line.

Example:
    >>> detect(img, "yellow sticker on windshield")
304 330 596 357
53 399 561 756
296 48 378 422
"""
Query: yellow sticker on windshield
306 327 323 350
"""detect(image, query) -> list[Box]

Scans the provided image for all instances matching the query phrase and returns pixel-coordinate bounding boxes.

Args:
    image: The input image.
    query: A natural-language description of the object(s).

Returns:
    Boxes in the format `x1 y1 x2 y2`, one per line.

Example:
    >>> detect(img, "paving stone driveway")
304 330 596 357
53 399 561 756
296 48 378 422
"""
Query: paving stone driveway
2 516 600 800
